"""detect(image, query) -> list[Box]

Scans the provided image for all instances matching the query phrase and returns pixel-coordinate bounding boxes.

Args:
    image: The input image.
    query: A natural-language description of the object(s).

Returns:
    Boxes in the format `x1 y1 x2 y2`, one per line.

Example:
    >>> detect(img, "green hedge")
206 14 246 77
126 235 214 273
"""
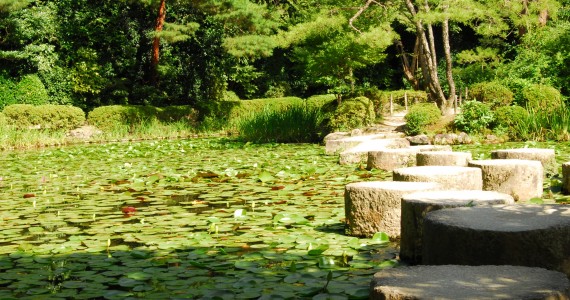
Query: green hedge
404 103 441 135
321 96 376 132
87 105 199 131
469 81 514 109
522 84 562 113
2 104 85 130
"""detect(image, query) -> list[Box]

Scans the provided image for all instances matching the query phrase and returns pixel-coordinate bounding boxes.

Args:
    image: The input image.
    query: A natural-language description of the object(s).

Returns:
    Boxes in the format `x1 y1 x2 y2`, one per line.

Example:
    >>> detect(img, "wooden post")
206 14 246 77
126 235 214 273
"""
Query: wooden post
404 92 408 111
465 87 469 101
459 89 463 107
390 94 394 116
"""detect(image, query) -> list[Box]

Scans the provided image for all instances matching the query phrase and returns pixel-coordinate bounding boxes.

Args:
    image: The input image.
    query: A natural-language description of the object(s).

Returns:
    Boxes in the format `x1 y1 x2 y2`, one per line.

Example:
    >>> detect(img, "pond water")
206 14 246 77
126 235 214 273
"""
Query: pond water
0 138 567 299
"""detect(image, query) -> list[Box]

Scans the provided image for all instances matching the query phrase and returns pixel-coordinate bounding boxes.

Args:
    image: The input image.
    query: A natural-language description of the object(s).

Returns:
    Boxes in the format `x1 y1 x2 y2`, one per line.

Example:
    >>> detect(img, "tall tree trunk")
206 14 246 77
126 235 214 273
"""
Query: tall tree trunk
424 0 437 69
403 0 449 113
442 16 455 114
151 0 166 85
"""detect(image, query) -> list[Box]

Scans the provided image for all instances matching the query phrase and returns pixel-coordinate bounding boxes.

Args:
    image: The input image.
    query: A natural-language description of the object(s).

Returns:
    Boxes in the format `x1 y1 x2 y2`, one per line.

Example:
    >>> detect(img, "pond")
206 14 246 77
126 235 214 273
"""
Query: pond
0 138 568 299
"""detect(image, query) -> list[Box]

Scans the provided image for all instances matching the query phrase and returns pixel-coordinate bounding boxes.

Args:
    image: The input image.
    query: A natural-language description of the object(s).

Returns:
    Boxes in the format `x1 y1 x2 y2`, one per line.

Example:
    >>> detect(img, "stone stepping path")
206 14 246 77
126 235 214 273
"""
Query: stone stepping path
367 145 452 171
325 133 405 155
492 147 557 175
344 181 440 238
400 190 514 263
422 204 570 277
371 265 570 300
393 166 482 190
416 150 472 166
338 138 409 165
468 159 543 201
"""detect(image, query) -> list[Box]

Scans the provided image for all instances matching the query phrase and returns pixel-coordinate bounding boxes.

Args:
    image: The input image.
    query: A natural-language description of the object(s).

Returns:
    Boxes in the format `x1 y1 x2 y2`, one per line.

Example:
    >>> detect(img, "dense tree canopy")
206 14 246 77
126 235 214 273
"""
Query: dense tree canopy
0 0 566 113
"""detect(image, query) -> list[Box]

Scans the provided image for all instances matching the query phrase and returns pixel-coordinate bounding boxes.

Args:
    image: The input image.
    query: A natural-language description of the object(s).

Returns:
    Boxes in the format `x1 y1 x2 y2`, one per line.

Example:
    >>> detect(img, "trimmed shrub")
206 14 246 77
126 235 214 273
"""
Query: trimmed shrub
454 100 494 134
404 103 441 135
3 104 85 130
0 74 17 110
522 84 562 113
469 81 514 109
88 105 199 131
306 94 336 108
325 96 376 132
493 105 528 129
15 74 50 105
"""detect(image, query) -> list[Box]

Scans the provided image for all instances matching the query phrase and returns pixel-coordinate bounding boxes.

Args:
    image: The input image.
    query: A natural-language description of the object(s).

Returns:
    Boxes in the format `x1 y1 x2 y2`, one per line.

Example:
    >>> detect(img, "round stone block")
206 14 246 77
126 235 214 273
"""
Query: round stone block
344 181 440 238
563 162 570 194
410 145 453 152
491 148 557 175
339 138 410 164
468 159 543 201
367 148 418 171
393 166 482 190
371 265 570 300
400 190 514 263
422 205 570 277
416 151 472 166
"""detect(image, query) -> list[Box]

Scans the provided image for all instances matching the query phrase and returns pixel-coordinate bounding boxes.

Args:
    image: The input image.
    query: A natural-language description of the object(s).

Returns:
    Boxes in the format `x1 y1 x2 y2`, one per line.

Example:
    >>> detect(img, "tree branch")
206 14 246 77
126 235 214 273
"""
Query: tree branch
349 0 380 33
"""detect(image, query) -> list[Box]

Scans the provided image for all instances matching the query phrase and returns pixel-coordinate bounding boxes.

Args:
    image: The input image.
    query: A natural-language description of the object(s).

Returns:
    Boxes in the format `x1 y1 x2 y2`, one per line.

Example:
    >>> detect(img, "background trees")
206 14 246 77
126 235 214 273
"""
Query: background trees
0 0 566 112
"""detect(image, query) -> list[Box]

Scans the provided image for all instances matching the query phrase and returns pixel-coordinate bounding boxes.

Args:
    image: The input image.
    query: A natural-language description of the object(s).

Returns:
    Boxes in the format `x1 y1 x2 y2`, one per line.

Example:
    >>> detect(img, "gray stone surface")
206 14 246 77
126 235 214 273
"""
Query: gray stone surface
563 162 570 194
344 181 440 238
371 265 570 300
491 148 557 175
400 190 514 263
367 148 419 171
339 138 410 164
468 159 543 201
393 166 483 190
416 151 472 166
422 205 570 277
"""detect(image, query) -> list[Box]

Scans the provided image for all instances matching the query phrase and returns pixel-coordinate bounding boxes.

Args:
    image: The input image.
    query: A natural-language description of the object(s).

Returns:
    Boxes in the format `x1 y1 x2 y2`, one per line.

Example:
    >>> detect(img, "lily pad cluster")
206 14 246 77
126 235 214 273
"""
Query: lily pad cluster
0 139 395 299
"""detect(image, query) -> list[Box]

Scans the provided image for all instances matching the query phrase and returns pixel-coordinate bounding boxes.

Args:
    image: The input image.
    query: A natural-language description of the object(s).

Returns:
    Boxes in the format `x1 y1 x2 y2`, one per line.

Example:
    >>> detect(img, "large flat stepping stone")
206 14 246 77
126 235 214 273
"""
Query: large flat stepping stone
416 151 472 166
325 134 405 155
339 138 410 165
367 145 453 171
563 162 570 194
393 166 482 190
344 181 440 238
400 190 514 263
492 148 557 175
422 205 570 277
371 265 570 300
468 159 543 201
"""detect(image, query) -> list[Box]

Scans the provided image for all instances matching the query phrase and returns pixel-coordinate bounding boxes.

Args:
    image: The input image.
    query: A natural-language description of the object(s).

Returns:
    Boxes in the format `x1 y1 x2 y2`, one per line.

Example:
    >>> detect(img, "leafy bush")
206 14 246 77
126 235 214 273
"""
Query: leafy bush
3 104 85 130
454 100 494 133
14 74 50 105
522 84 562 113
404 103 441 135
0 74 17 110
306 94 336 108
237 103 324 143
88 105 199 131
492 105 528 139
324 96 375 132
469 81 513 109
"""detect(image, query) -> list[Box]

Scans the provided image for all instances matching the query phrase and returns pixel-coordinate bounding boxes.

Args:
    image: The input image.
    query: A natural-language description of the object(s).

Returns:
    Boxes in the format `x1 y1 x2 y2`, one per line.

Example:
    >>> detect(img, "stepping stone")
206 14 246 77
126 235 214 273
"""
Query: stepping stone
339 138 410 165
371 265 570 300
393 166 482 190
468 159 543 201
416 151 472 166
492 148 557 175
344 181 440 238
325 134 405 155
563 162 570 194
422 205 570 277
367 148 418 171
366 145 454 171
400 190 514 263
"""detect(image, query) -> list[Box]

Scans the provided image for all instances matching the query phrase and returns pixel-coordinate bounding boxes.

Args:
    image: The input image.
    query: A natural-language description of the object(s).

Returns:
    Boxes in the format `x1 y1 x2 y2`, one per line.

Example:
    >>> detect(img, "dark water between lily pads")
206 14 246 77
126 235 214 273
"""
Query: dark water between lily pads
0 138 568 299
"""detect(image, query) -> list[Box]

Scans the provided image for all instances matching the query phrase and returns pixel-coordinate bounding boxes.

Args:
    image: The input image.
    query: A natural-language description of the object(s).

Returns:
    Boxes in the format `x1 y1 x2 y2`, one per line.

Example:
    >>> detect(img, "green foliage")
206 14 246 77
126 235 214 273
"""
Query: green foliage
492 105 528 139
522 84 562 112
469 81 514 109
404 103 441 135
513 104 570 141
2 104 85 130
454 100 494 134
323 96 375 132
14 74 50 105
0 73 17 109
87 105 199 131
237 103 324 143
